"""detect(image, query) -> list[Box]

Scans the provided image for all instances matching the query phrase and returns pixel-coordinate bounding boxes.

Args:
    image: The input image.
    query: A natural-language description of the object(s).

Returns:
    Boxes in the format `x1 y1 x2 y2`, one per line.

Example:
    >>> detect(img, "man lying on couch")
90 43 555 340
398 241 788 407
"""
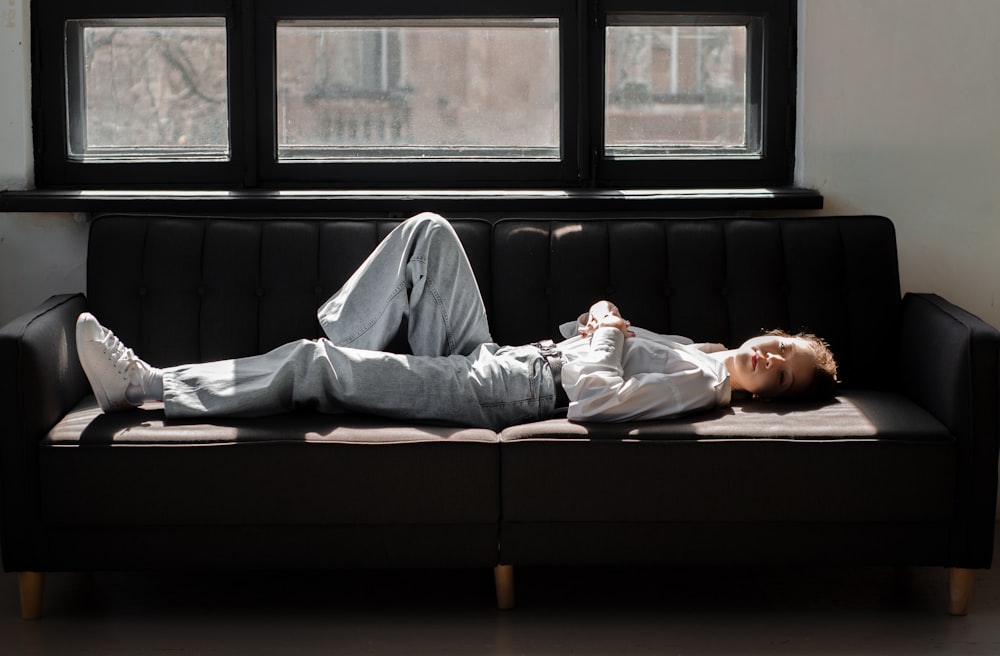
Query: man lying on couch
75 213 838 431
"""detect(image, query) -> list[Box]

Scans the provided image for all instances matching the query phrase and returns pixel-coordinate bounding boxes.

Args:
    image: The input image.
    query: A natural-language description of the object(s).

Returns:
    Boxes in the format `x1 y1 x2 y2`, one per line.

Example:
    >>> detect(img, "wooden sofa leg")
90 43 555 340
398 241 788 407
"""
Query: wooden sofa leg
18 572 45 620
948 568 975 616
494 565 515 610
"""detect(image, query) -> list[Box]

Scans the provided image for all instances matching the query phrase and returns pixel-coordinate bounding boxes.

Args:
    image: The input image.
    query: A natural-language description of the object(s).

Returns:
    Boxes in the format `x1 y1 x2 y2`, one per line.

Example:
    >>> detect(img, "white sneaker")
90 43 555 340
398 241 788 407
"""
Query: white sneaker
76 312 156 412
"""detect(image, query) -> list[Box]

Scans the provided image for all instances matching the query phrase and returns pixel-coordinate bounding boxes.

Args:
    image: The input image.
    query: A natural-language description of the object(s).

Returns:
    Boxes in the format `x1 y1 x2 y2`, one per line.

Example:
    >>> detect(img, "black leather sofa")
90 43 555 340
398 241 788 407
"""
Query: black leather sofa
2 214 998 619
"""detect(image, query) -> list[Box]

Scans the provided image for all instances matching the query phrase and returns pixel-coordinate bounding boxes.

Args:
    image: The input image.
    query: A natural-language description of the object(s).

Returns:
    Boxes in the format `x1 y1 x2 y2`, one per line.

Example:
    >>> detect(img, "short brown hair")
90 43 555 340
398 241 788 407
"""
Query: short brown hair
764 329 839 402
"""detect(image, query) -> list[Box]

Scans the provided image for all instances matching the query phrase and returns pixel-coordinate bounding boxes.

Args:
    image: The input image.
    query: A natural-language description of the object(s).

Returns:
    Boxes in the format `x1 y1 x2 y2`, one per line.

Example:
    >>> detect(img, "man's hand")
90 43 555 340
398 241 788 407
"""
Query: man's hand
579 300 635 339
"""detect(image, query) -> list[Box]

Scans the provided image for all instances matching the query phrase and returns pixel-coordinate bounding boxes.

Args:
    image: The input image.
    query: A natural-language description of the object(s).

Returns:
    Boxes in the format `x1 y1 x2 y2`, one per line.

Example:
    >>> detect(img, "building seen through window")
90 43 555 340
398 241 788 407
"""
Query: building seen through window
276 20 560 161
605 23 751 158
68 18 750 163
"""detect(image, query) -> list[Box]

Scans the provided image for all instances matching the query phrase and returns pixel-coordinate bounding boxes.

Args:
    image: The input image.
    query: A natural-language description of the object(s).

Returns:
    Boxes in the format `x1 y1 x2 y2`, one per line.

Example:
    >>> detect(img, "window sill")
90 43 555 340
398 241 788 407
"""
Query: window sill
0 186 822 214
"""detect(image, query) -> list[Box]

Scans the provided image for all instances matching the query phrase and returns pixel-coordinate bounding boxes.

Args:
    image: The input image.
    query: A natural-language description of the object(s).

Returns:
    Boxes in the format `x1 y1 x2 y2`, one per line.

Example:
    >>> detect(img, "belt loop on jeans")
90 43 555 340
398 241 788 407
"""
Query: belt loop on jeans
531 340 569 410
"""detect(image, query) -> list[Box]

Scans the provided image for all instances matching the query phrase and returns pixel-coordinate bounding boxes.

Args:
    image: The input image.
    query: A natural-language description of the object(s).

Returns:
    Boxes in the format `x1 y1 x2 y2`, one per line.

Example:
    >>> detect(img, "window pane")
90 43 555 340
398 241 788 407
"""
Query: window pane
605 19 754 159
276 19 560 161
65 19 229 162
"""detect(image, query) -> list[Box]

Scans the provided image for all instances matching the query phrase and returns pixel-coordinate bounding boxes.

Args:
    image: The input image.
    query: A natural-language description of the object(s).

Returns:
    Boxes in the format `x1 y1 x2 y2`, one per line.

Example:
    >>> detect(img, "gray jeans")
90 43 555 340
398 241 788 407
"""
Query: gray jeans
163 213 558 430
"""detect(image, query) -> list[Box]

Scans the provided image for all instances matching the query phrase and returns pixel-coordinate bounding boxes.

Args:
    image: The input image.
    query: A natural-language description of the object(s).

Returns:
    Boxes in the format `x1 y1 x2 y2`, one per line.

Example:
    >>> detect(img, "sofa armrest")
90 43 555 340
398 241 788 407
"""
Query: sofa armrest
0 293 89 571
900 292 1000 567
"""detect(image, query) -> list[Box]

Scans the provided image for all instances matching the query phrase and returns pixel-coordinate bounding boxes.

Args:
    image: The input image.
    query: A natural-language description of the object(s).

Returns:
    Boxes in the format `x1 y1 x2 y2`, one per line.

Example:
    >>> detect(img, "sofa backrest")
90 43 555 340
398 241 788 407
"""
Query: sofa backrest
87 214 900 389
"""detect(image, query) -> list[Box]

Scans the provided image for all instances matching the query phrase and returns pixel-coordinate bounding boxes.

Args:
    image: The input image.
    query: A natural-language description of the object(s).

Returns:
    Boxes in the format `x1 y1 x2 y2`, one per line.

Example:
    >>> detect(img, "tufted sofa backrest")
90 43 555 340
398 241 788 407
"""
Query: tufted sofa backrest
87 215 900 389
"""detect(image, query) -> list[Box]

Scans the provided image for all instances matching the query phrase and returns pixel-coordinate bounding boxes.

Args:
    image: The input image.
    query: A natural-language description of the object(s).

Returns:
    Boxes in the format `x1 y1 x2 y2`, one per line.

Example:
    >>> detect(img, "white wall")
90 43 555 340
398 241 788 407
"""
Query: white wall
1 1 999 331
0 0 29 190
796 0 1000 328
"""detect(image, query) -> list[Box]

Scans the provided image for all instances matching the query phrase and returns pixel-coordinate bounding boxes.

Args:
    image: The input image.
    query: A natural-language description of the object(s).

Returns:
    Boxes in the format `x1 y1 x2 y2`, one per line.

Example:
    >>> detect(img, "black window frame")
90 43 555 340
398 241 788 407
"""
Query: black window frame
595 0 793 188
30 0 798 192
33 0 247 188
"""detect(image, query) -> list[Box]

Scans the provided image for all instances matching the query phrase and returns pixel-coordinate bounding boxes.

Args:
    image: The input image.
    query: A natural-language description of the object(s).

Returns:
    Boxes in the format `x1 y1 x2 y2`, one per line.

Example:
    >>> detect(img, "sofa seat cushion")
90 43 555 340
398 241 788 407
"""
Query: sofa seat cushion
41 398 499 527
499 391 955 523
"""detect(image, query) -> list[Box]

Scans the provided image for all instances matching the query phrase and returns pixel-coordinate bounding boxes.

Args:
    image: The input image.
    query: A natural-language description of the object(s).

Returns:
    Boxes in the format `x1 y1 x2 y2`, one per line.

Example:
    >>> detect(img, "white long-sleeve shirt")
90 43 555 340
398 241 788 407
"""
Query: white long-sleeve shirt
556 319 731 423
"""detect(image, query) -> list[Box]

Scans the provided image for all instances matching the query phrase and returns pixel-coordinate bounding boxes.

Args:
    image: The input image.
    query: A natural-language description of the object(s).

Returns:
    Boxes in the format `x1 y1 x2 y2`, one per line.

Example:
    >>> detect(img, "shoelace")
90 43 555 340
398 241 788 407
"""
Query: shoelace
100 329 145 384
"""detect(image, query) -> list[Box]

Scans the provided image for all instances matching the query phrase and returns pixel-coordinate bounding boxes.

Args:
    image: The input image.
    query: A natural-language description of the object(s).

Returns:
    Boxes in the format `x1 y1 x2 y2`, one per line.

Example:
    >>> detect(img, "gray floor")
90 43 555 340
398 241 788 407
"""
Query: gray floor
2 538 1000 656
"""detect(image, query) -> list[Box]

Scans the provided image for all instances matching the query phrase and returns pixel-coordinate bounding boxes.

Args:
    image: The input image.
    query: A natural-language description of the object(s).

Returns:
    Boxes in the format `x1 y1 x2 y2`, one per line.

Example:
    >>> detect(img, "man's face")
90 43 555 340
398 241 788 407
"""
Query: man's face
729 335 817 400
